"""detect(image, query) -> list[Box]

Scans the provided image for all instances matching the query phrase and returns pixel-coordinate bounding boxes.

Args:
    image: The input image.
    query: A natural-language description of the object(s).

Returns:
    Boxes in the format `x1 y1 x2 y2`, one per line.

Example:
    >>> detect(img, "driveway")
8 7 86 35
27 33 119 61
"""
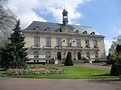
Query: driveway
78 63 111 70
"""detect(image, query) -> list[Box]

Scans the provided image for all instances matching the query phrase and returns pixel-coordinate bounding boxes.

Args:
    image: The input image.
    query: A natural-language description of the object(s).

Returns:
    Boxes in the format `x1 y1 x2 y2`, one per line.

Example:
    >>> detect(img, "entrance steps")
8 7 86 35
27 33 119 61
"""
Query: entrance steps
57 60 85 64
73 60 85 64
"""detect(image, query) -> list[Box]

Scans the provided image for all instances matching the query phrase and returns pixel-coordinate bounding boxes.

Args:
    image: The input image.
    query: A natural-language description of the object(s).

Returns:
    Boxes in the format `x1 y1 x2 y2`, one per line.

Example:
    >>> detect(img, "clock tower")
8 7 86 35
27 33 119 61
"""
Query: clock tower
62 9 68 26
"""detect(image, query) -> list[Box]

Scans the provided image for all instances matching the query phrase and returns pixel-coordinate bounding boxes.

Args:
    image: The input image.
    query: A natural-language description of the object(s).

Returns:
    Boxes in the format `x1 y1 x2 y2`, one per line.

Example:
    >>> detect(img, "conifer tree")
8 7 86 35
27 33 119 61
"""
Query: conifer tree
64 52 73 66
0 20 28 69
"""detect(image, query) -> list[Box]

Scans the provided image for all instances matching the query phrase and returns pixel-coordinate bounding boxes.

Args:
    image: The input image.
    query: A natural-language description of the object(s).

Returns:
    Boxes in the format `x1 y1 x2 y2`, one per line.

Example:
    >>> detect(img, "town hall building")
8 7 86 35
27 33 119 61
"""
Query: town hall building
23 9 106 64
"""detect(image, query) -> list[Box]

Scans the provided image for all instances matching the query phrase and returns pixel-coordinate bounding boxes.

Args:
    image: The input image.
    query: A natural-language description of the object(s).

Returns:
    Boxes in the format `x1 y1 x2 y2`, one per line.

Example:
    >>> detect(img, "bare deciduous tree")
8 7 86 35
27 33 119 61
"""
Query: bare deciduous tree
0 0 16 46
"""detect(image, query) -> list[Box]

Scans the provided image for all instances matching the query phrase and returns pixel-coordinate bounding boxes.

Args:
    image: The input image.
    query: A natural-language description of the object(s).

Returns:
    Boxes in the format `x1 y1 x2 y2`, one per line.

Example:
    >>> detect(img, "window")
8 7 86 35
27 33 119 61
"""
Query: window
91 32 95 35
34 36 40 47
83 31 87 34
93 40 98 48
34 51 39 58
85 40 90 48
35 26 39 30
46 51 51 58
55 28 61 32
56 38 62 46
75 30 79 33
66 38 71 46
34 26 39 30
47 27 50 31
45 27 50 31
45 37 51 47
76 39 81 47
86 52 90 59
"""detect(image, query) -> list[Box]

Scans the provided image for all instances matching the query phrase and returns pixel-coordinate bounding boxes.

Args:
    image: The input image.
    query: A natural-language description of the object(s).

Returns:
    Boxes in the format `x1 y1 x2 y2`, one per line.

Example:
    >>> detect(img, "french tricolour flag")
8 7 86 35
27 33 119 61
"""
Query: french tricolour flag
69 39 72 47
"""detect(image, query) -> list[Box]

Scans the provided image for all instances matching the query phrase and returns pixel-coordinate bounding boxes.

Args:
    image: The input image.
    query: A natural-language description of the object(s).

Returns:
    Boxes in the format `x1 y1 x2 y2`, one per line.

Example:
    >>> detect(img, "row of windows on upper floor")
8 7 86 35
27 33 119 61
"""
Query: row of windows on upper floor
34 26 95 35
34 37 98 48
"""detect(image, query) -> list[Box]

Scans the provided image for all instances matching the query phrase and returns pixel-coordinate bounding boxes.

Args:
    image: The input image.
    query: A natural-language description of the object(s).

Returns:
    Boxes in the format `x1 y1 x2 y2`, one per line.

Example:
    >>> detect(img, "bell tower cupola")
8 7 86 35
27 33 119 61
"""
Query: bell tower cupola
62 9 68 26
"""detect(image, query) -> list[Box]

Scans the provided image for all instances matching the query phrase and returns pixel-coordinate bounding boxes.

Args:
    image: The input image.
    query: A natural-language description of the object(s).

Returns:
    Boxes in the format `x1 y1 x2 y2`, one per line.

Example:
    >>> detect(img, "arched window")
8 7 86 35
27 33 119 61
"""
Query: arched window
83 31 87 34
86 52 90 59
57 52 61 60
77 52 81 60
34 51 39 58
46 51 51 58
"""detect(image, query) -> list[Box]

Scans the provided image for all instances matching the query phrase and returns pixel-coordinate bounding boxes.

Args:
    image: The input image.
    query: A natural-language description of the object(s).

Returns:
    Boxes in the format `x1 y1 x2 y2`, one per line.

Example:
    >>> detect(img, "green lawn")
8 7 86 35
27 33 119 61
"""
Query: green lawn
0 65 118 79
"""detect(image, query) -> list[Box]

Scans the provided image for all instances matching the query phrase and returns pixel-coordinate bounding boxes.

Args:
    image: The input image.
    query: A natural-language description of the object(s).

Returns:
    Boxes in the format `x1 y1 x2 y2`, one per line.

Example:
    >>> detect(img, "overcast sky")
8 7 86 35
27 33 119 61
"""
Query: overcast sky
6 0 121 55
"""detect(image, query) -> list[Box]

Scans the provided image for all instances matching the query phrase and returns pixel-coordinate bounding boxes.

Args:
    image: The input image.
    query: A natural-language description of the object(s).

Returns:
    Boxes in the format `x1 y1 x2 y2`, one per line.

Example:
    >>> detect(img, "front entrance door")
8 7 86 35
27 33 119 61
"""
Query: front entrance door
57 52 61 60
77 52 81 60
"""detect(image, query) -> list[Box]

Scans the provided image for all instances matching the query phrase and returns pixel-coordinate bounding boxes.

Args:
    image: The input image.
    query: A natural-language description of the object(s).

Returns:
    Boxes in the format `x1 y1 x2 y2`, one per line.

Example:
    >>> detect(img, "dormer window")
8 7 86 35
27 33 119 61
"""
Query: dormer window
91 32 95 35
55 28 61 32
45 27 50 31
47 27 50 31
83 31 87 34
34 26 39 30
75 30 79 33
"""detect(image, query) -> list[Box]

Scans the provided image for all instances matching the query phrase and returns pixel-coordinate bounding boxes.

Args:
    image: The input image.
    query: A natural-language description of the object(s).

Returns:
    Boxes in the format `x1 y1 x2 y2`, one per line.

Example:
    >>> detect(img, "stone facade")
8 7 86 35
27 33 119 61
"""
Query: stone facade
23 9 106 64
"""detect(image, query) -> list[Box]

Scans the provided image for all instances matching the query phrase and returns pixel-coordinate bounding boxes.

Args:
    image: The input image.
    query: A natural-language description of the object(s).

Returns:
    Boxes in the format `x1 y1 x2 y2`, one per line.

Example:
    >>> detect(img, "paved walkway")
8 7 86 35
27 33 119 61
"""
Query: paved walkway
0 63 120 90
0 77 121 90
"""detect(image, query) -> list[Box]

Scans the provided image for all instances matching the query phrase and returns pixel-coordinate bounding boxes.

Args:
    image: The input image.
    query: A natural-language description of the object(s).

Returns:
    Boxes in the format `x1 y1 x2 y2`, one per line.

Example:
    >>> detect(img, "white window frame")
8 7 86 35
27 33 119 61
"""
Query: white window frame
45 37 51 47
56 38 62 46
34 36 40 47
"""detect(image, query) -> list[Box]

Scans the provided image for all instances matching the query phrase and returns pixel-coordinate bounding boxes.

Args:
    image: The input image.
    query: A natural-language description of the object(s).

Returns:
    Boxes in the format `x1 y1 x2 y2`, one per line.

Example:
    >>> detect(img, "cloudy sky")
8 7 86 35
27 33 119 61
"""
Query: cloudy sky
6 0 121 55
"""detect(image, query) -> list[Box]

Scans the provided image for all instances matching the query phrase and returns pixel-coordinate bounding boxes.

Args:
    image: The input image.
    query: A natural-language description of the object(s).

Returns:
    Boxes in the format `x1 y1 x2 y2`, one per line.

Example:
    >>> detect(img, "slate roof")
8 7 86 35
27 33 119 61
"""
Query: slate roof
25 21 99 35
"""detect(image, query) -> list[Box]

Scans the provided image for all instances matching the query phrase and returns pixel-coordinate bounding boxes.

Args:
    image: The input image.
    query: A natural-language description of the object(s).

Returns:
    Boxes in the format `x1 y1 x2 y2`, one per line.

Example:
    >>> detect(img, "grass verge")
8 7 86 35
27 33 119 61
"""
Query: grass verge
0 65 118 79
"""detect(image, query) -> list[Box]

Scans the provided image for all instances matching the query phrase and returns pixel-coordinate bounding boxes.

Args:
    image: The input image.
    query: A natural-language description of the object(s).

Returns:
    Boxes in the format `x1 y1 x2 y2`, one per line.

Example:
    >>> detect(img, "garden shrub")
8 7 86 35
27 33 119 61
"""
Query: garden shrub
110 63 118 76
106 59 116 64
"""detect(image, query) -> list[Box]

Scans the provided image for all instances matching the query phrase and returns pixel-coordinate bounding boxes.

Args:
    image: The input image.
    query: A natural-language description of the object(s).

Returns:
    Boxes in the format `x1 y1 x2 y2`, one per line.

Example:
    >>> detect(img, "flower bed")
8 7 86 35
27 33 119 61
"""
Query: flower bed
4 65 66 75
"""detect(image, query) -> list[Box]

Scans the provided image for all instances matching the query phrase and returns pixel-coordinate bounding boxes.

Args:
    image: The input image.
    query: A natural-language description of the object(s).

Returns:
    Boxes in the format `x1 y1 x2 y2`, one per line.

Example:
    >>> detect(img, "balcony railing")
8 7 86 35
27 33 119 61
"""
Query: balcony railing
31 45 41 49
54 46 83 50
84 46 91 51
92 47 100 51
43 46 53 50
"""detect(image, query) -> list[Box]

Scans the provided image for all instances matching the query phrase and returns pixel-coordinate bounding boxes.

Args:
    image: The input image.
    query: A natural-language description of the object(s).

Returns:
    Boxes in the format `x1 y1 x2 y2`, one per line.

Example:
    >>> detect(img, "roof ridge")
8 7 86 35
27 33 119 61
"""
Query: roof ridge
33 21 62 25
